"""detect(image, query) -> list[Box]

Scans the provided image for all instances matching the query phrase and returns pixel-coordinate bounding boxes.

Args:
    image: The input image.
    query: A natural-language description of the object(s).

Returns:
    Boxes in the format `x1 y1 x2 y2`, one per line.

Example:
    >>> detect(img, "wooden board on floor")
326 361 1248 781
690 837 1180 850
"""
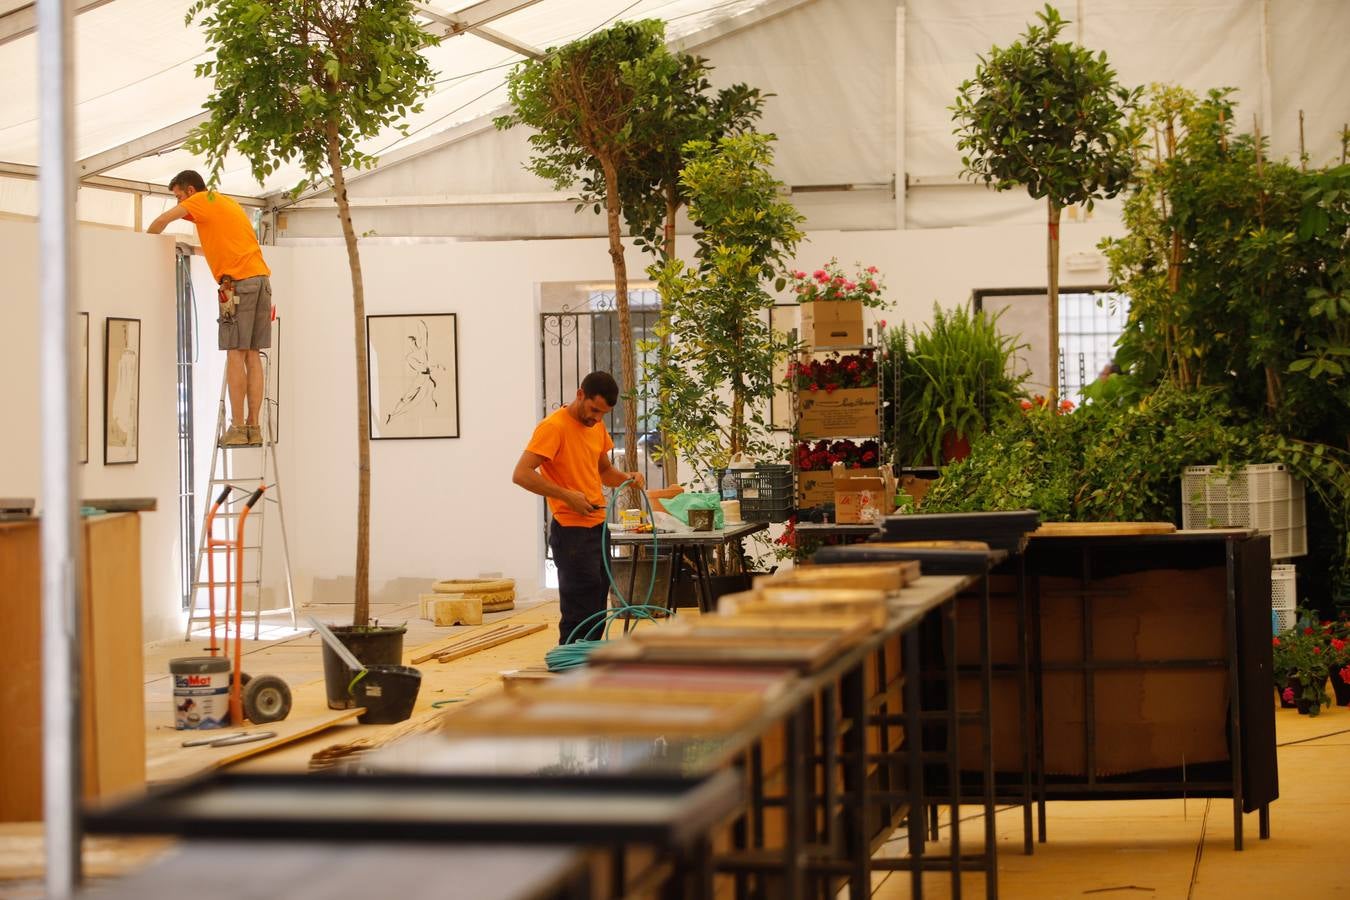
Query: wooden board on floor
144 708 364 784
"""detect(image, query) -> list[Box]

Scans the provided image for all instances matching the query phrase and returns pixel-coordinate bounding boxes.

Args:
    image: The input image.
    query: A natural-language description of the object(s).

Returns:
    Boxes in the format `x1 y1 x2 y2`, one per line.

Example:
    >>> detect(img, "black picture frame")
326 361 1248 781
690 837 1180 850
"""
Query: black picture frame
103 316 141 465
366 313 460 440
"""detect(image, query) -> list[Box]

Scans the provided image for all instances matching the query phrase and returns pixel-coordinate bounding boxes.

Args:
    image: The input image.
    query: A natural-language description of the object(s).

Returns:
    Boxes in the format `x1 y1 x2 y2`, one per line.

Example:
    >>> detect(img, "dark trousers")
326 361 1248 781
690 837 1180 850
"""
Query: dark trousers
549 519 609 644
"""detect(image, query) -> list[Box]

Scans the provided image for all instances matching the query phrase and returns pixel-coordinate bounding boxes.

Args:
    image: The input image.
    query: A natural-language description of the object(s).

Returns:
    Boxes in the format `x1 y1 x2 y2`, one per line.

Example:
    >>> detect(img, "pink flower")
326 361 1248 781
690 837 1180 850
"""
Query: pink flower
832 275 845 285
843 281 856 291
878 319 887 329
1282 687 1295 703
866 266 878 274
813 269 828 281
865 280 877 291
793 270 806 279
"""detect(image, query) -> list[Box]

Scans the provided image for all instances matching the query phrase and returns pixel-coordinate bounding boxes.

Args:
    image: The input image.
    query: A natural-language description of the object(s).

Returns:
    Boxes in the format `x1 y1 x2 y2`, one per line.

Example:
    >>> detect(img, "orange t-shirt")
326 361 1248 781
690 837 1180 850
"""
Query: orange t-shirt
181 191 271 283
526 406 613 527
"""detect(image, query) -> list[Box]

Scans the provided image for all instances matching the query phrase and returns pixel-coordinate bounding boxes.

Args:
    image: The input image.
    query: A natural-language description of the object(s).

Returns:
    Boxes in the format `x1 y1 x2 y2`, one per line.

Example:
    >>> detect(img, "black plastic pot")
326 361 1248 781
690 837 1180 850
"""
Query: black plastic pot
351 665 422 724
320 625 406 710
1332 670 1350 707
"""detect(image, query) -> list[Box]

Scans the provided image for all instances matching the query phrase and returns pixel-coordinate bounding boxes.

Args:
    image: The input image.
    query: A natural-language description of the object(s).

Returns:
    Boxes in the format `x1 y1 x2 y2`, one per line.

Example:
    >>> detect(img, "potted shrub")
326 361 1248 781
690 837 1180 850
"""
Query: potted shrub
1272 614 1334 715
885 305 1028 466
1328 615 1350 707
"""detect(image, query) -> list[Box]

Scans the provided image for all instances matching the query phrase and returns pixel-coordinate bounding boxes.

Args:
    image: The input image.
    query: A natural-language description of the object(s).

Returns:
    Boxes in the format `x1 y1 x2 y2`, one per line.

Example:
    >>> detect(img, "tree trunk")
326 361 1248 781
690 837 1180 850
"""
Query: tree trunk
601 157 639 490
326 119 371 628
1046 199 1062 404
659 184 679 484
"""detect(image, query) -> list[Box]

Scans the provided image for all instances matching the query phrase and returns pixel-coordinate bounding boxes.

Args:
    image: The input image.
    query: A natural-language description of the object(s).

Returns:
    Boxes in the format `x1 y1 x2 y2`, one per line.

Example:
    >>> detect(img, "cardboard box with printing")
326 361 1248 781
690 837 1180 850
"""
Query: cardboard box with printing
832 463 896 524
797 386 879 438
799 299 864 347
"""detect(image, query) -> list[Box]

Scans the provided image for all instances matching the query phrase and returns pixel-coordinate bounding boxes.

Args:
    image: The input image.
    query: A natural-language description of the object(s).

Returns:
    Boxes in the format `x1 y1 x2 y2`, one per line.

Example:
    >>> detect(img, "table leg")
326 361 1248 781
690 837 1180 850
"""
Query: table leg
979 574 999 899
1015 556 1033 856
842 664 869 900
904 628 926 900
785 706 808 900
945 598 963 900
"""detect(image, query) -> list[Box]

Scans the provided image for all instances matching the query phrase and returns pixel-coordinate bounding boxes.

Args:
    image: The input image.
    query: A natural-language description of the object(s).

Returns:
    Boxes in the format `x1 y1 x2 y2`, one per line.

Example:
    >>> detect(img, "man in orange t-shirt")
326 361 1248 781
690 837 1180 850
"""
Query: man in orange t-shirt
148 170 272 448
513 371 643 644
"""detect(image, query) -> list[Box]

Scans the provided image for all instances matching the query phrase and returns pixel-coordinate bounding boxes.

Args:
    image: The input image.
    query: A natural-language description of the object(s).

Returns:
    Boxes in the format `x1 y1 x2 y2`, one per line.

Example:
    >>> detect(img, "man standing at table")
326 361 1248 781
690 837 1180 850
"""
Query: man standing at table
513 371 644 644
148 170 272 447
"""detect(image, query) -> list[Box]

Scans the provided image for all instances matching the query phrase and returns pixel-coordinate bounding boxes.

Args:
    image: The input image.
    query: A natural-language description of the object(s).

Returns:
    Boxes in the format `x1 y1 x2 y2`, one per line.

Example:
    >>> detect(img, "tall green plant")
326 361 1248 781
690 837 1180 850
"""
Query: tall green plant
884 306 1028 466
496 20 672 477
186 0 435 627
572 49 766 483
643 133 804 476
952 4 1140 401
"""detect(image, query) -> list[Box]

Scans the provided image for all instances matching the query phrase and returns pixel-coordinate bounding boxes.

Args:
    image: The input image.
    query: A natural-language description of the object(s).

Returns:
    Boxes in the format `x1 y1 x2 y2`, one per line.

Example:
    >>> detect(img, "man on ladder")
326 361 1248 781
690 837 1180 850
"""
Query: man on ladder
148 169 272 447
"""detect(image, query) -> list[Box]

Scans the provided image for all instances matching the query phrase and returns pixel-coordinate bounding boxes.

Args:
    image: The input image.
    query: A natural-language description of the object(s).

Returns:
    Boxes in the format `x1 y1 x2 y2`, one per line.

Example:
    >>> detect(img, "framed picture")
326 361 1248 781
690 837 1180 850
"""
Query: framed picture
78 312 89 464
366 313 459 440
104 317 141 465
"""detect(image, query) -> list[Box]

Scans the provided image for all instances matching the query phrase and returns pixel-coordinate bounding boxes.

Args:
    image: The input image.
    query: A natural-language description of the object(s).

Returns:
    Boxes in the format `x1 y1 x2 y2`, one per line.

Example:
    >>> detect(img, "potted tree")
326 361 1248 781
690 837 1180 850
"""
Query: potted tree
952 3 1140 402
188 0 435 705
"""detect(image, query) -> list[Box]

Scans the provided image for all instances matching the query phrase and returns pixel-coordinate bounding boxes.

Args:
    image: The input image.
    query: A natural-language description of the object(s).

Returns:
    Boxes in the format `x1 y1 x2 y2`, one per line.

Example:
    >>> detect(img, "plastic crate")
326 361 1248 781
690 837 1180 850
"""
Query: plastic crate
719 464 793 523
1271 564 1297 633
1181 463 1306 559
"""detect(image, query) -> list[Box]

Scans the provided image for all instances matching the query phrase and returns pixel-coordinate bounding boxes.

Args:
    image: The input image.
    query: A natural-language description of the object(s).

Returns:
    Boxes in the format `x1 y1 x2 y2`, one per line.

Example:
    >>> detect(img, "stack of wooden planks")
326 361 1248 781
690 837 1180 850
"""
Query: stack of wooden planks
410 622 546 665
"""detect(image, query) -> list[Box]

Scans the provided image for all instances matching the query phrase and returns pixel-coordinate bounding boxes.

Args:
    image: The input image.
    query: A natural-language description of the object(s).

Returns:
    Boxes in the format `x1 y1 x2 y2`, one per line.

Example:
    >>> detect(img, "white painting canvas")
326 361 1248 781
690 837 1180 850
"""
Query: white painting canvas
104 317 140 464
367 313 459 439
78 312 88 464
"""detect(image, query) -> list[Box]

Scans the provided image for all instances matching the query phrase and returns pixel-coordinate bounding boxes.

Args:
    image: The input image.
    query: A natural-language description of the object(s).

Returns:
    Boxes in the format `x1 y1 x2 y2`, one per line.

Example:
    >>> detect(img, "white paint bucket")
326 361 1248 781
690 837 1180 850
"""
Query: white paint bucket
170 657 232 730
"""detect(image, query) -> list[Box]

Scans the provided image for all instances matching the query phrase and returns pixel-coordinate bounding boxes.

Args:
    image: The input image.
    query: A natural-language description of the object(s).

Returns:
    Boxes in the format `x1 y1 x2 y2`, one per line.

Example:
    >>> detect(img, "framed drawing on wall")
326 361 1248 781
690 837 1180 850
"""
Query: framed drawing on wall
366 313 459 439
104 317 141 465
78 312 89 464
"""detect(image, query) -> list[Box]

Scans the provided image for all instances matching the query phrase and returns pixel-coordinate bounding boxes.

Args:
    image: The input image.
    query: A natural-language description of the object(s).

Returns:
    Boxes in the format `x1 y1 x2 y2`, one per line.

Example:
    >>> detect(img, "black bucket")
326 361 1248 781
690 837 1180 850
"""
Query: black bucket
351 665 422 724
320 625 407 710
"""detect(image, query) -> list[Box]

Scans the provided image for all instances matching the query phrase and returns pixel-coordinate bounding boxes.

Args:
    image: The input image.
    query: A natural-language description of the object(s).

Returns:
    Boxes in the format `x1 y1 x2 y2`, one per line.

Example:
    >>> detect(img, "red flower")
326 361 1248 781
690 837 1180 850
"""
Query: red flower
1314 647 1323 655
843 281 856 292
1272 637 1281 647
809 383 819 392
813 269 828 281
1333 638 1346 652
1304 627 1316 636
1020 399 1033 410
878 319 887 329
866 265 878 274
1059 399 1074 411
792 270 806 279
1282 686 1295 703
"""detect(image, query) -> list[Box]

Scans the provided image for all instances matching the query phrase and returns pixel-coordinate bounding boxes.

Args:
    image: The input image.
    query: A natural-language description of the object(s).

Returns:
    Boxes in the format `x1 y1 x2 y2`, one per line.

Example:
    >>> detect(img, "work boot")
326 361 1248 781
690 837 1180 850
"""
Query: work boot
246 424 264 445
219 424 252 447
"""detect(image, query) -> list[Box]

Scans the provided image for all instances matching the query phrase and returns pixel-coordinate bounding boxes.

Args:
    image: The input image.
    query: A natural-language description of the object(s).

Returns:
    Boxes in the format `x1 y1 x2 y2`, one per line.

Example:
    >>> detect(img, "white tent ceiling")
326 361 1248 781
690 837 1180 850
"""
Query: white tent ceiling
0 0 784 199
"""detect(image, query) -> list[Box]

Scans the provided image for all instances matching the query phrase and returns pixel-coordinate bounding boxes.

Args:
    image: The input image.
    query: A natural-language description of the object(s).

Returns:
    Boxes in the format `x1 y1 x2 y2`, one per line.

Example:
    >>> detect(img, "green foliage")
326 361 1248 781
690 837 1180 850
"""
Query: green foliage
1102 86 1350 440
952 3 1140 400
186 0 436 190
641 133 804 475
951 4 1141 208
923 385 1262 521
882 306 1029 467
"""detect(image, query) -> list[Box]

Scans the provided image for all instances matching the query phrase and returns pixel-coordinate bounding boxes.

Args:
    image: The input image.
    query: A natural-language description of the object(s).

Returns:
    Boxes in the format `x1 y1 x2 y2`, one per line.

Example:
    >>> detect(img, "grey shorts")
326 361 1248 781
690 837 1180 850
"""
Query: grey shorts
218 275 272 351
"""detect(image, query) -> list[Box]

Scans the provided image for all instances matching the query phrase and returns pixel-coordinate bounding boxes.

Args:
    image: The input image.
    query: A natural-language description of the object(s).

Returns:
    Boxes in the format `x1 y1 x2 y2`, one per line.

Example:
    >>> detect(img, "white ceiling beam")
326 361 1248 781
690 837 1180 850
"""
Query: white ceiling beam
77 112 210 178
0 161 265 207
416 1 542 58
0 0 115 46
287 191 565 209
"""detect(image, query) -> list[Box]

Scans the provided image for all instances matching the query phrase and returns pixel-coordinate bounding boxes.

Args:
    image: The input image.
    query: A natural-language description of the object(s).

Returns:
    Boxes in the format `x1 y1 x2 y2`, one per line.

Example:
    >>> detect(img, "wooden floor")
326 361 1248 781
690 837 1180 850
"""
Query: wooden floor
2 592 1348 898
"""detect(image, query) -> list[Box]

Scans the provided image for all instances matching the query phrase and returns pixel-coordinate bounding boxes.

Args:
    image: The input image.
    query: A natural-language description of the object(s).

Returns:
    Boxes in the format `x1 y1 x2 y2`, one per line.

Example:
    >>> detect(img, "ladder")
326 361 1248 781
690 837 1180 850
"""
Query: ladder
184 350 298 641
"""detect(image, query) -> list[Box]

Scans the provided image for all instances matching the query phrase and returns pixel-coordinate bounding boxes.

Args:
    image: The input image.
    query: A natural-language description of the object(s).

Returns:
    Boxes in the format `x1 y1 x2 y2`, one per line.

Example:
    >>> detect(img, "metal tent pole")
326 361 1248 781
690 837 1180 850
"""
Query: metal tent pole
38 0 82 895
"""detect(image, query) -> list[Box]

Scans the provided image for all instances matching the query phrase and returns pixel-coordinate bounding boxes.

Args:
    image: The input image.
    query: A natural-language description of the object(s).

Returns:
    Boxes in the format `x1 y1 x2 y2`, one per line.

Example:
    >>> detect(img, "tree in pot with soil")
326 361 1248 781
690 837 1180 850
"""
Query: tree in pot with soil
188 0 435 702
952 3 1140 403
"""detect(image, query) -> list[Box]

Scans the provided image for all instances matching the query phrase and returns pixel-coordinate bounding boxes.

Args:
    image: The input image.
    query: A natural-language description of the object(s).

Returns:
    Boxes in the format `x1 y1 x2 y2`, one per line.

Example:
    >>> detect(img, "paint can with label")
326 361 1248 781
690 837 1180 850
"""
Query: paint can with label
171 657 232 730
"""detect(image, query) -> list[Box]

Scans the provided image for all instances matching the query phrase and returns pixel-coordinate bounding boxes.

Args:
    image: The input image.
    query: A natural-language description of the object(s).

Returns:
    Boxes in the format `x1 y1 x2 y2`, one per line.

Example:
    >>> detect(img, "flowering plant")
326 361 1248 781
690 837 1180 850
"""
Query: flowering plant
1272 609 1337 715
789 259 888 308
794 439 881 471
788 351 877 392
1020 395 1075 414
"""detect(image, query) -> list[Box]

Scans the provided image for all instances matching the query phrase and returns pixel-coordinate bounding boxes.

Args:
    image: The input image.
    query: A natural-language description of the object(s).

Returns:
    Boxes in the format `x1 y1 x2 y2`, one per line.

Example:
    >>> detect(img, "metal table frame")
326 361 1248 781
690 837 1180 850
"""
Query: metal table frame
609 522 768 613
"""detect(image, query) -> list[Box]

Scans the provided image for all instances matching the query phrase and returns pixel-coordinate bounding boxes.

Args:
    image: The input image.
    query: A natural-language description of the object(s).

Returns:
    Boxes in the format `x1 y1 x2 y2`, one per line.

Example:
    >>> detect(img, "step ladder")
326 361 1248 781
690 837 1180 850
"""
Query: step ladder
184 350 297 641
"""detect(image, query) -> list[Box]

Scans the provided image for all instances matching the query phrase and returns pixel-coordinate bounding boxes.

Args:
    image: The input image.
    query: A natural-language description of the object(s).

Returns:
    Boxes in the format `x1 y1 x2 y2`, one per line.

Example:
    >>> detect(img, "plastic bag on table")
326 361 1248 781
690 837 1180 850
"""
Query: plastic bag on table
661 492 725 529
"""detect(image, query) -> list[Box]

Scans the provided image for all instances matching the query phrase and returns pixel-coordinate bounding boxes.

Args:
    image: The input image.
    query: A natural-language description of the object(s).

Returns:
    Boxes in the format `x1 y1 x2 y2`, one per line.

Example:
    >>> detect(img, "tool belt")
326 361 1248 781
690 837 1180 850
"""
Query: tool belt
218 275 238 320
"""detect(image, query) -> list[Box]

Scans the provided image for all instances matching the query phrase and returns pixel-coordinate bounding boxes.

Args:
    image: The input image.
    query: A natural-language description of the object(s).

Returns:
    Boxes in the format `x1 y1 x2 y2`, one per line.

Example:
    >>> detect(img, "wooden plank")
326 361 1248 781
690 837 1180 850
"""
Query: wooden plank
411 622 521 664
85 513 146 799
144 708 364 785
448 690 763 737
433 623 546 663
1032 521 1177 537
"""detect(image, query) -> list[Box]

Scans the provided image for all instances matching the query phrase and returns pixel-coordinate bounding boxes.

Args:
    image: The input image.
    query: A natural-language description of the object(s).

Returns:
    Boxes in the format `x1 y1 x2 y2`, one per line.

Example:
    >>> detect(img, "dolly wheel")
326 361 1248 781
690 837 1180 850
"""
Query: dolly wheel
242 675 292 724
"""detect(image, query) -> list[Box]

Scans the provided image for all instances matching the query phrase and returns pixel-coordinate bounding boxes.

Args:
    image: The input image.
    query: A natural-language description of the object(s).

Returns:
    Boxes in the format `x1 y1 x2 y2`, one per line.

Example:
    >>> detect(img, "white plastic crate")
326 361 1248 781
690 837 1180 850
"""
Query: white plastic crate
1181 463 1306 559
1271 564 1297 633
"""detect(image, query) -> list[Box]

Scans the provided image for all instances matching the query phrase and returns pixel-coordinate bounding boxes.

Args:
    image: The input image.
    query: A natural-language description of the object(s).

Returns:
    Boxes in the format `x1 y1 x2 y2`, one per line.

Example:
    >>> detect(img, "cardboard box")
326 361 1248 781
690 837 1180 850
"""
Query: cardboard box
796 470 834 508
832 463 896 524
800 300 864 347
899 474 936 507
797 386 879 438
